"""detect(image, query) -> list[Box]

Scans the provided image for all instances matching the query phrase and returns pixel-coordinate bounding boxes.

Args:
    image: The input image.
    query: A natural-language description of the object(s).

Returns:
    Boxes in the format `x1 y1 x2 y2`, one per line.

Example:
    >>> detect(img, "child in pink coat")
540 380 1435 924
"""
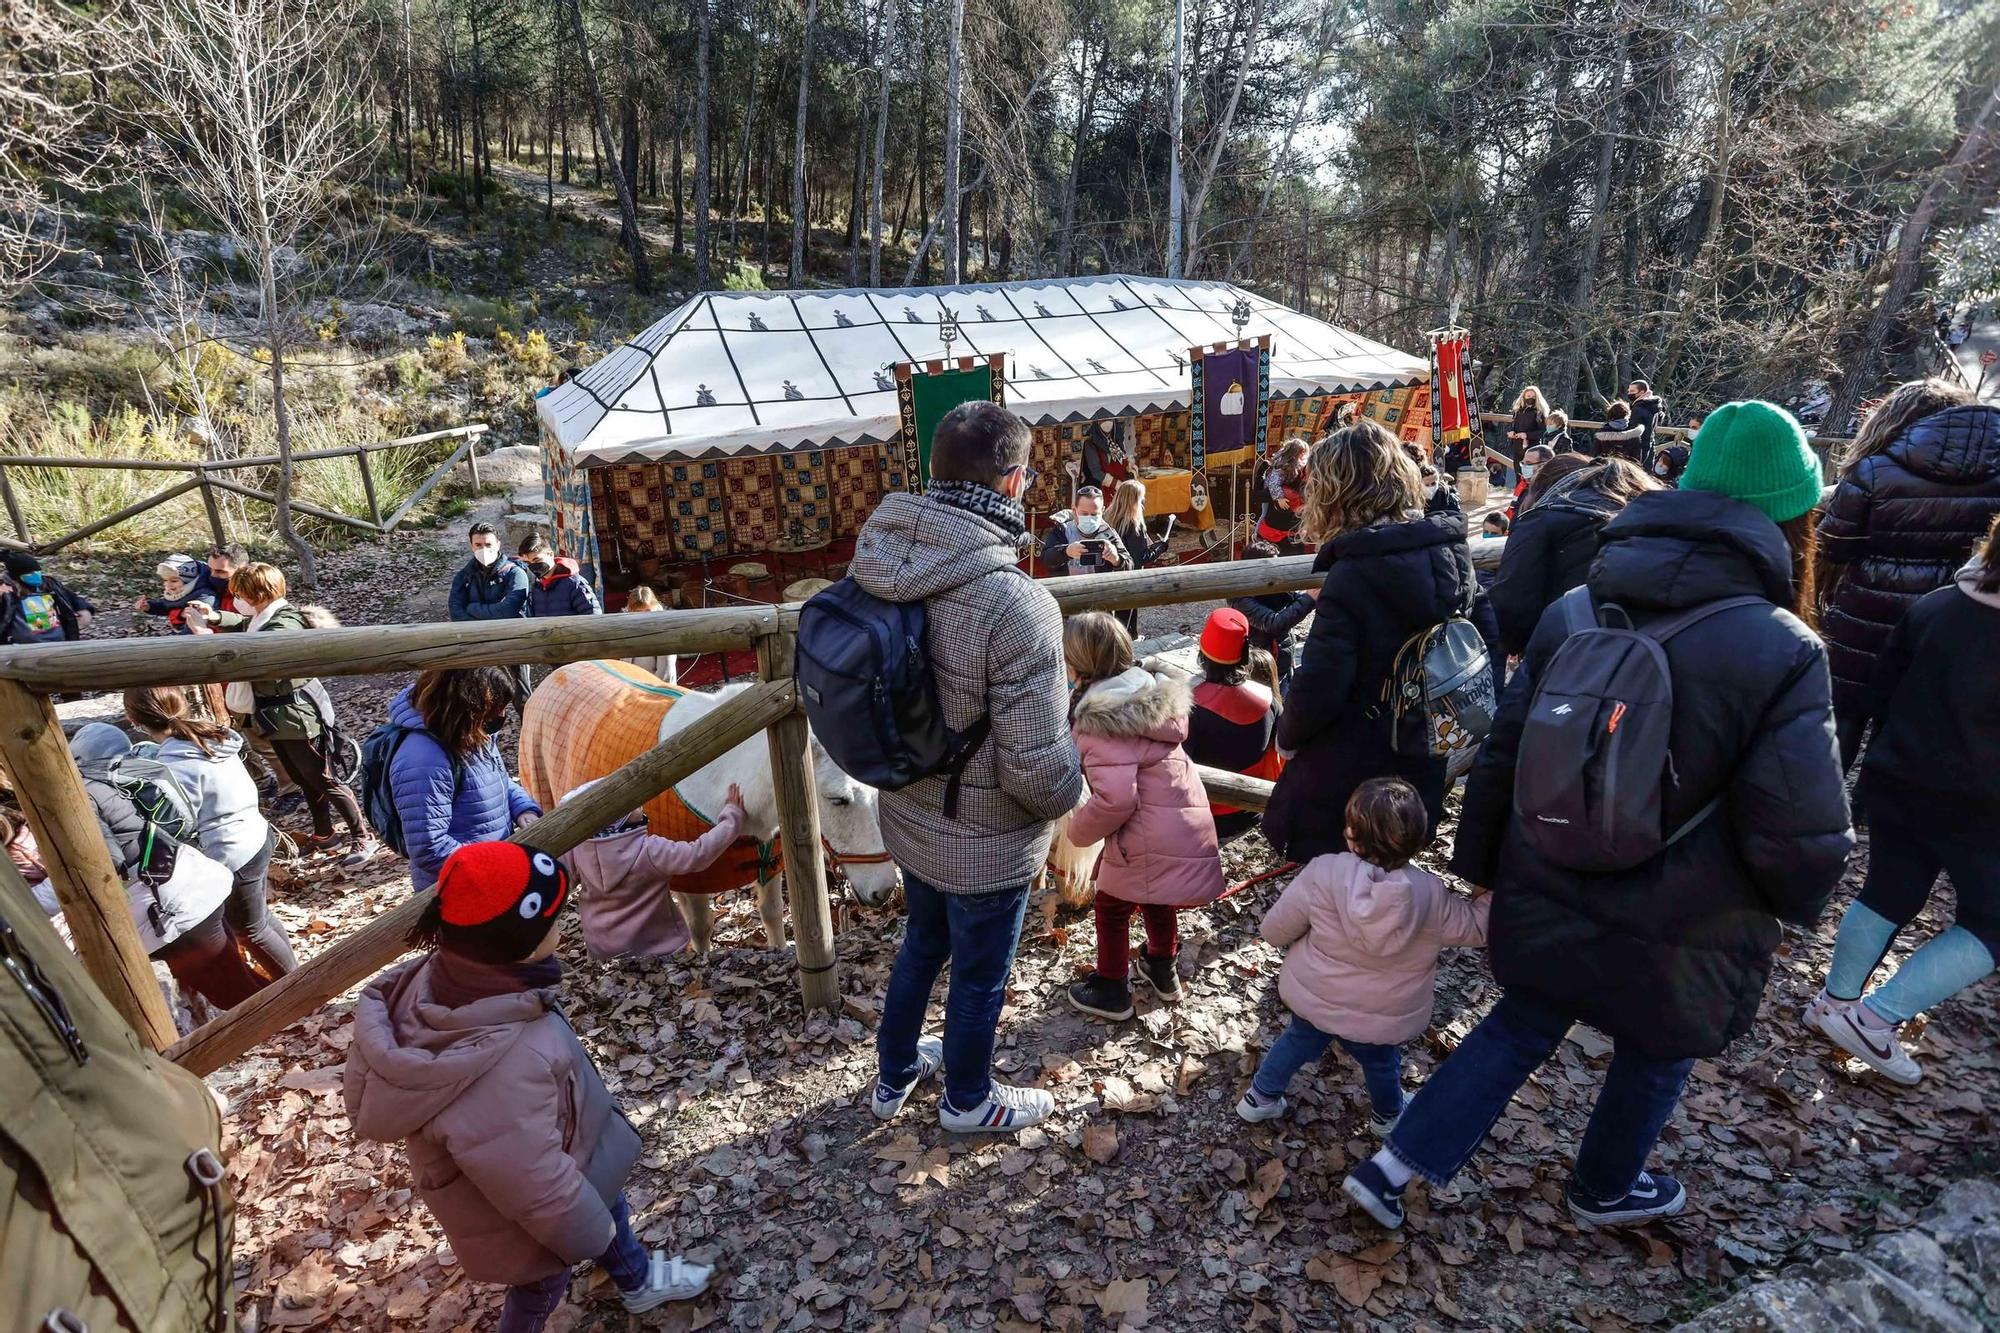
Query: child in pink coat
1238 777 1489 1131
559 779 746 960
1062 611 1226 1022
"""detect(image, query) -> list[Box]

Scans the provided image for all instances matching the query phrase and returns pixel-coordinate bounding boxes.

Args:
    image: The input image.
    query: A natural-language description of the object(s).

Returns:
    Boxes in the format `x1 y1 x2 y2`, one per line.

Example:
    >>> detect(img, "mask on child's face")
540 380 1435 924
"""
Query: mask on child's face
1076 514 1104 536
529 559 554 577
21 571 42 588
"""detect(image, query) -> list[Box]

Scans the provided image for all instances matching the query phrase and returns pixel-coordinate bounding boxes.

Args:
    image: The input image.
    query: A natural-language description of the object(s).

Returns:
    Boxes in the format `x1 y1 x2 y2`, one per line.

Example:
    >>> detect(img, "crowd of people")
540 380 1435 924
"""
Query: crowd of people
8 369 1999 1331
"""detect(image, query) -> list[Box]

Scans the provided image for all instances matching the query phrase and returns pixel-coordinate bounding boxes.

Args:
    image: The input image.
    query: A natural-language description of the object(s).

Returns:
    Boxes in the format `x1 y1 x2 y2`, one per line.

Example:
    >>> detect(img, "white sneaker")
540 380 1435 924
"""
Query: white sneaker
939 1080 1054 1132
1804 994 1922 1086
1369 1110 1402 1136
620 1251 713 1312
1236 1089 1288 1123
870 1036 944 1121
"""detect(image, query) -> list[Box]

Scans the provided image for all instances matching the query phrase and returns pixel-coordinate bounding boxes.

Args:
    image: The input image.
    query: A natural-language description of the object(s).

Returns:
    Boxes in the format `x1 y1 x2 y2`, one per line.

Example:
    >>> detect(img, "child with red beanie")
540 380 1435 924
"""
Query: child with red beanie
345 842 712 1330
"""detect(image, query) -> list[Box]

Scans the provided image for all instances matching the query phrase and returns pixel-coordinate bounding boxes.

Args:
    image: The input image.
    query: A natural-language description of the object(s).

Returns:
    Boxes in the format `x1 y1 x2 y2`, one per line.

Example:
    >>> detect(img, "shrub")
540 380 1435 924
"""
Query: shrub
422 330 470 378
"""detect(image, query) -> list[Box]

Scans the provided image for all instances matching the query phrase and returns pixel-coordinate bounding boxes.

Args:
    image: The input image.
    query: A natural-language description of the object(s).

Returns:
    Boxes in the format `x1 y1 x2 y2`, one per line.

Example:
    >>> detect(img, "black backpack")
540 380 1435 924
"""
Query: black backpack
357 723 459 858
103 755 201 850
796 578 989 818
1512 586 1764 871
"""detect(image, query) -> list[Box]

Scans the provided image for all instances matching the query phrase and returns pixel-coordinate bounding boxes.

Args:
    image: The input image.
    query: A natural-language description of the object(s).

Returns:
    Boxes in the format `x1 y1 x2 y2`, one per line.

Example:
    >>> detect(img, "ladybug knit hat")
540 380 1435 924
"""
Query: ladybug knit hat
434 842 572 963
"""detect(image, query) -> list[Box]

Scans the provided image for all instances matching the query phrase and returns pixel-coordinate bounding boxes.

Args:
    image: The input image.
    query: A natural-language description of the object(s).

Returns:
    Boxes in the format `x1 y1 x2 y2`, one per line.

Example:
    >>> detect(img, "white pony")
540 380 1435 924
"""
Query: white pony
655 681 899 952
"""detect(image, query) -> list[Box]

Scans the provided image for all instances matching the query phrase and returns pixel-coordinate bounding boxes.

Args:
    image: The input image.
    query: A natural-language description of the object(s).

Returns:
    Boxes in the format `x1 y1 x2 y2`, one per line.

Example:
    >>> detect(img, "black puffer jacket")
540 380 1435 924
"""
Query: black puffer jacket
1488 481 1624 656
1818 404 2000 716
1264 510 1500 860
1451 489 1853 1059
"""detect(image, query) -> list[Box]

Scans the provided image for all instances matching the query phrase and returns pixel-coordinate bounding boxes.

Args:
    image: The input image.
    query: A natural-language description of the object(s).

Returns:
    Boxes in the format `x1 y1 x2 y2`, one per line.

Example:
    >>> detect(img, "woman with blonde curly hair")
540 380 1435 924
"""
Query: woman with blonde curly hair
1262 421 1501 862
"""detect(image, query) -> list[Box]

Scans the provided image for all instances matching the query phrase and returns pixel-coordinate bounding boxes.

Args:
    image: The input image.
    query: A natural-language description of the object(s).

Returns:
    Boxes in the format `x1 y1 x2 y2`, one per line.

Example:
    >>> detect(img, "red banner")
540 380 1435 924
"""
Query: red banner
1433 333 1472 445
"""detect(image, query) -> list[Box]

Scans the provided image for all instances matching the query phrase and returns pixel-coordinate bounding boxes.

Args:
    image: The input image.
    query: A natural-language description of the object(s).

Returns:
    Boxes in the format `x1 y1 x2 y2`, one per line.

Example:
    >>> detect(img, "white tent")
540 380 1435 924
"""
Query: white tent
536 275 1429 465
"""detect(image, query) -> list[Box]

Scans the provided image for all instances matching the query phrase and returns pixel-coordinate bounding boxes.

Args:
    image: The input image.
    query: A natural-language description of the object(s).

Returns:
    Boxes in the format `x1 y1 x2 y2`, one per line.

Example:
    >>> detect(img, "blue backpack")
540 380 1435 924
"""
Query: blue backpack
796 578 989 818
357 722 459 858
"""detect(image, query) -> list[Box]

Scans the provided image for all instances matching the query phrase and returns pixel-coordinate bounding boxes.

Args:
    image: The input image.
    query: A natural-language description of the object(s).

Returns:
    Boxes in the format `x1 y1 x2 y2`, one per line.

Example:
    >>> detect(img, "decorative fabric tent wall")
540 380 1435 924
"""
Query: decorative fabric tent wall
533 275 1431 587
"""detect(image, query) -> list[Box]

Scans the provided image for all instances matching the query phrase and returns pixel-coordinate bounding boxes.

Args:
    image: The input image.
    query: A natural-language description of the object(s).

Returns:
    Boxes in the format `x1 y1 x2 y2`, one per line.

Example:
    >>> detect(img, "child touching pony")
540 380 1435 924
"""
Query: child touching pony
560 779 746 959
1238 777 1488 1131
345 842 712 1331
1061 611 1225 1022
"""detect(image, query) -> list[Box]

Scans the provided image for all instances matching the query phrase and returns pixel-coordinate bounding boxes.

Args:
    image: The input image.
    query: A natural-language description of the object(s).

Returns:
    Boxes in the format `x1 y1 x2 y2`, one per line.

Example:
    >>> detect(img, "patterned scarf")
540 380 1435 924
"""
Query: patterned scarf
929 480 1026 539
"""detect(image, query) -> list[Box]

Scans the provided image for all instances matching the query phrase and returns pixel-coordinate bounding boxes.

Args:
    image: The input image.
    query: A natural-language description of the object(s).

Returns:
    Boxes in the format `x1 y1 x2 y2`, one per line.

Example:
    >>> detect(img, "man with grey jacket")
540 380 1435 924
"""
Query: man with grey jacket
851 401 1084 1133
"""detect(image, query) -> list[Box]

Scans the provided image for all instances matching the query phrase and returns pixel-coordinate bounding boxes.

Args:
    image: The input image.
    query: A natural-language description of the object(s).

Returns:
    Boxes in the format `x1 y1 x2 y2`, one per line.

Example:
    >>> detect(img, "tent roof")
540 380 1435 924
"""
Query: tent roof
537 274 1429 464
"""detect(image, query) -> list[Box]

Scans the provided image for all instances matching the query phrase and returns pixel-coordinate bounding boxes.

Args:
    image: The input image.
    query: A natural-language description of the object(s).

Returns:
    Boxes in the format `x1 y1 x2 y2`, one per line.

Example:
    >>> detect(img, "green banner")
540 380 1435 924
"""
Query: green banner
900 364 996 487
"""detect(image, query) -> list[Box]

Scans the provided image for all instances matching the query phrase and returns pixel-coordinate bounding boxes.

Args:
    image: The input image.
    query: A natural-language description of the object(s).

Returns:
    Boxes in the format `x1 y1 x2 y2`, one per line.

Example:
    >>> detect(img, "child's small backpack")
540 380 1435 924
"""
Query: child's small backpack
2 587 67 644
796 578 989 818
1379 616 1496 767
1513 586 1763 871
358 723 459 858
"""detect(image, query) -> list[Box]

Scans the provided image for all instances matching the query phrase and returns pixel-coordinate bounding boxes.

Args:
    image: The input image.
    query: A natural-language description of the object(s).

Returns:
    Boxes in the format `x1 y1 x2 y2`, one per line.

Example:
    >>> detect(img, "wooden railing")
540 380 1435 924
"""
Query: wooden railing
0 423 490 552
0 552 1312 1073
1475 410 1854 449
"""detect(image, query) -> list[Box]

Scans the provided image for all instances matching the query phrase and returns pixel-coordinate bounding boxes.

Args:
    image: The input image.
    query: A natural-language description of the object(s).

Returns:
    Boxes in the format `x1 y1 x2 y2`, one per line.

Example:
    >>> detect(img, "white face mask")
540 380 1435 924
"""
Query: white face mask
1520 464 1538 479
472 545 500 567
1076 513 1104 536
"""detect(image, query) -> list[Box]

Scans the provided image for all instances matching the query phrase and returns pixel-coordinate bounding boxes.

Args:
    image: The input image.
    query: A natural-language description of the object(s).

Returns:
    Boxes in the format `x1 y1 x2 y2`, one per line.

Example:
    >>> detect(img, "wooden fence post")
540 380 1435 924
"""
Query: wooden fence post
197 471 227 550
355 448 384 528
0 679 177 1048
756 629 839 1012
0 466 28 545
465 443 482 494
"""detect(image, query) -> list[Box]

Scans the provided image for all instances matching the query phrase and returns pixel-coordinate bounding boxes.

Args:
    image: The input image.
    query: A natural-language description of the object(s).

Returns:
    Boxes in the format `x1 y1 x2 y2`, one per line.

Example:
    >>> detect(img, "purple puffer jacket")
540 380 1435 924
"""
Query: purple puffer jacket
1067 668 1225 907
343 954 640 1285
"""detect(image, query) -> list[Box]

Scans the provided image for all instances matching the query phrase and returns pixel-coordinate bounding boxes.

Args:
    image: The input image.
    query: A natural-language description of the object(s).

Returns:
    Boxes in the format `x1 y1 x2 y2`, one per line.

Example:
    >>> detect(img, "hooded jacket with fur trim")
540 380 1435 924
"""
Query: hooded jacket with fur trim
1066 668 1225 907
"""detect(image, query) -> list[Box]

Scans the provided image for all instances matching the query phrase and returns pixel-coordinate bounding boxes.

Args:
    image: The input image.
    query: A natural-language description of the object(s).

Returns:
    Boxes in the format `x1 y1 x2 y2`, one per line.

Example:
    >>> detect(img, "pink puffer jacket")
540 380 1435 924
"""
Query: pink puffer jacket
1067 668 1225 907
1262 851 1489 1045
343 955 641 1285
565 804 743 959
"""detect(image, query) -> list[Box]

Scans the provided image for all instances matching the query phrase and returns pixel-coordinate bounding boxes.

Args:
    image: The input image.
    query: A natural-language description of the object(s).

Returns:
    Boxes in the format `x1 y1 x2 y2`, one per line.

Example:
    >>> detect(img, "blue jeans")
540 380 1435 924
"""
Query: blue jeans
877 872 1029 1111
1385 992 1693 1203
1252 1013 1404 1121
497 1193 649 1333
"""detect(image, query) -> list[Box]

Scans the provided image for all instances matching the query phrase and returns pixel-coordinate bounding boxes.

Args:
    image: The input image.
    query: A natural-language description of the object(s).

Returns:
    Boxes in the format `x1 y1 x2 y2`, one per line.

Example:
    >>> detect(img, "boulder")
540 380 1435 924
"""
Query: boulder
502 511 552 551
482 444 547 492
1680 1279 1874 1332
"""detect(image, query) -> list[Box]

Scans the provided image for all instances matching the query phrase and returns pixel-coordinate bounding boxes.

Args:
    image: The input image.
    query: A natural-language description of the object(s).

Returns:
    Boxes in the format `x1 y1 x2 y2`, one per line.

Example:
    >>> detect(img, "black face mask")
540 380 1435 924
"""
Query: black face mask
484 716 507 736
529 560 554 577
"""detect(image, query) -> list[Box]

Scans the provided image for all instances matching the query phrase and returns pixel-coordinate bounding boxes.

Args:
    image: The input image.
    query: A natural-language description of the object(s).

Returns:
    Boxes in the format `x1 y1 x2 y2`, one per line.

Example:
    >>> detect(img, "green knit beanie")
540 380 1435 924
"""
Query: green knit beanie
1680 400 1823 523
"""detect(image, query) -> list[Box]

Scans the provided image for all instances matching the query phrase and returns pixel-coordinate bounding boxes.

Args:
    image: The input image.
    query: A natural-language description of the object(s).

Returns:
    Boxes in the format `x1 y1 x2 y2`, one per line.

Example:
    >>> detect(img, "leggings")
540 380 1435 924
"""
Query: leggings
268 736 364 841
227 829 297 978
1854 814 2000 956
155 905 270 1011
1094 892 1179 981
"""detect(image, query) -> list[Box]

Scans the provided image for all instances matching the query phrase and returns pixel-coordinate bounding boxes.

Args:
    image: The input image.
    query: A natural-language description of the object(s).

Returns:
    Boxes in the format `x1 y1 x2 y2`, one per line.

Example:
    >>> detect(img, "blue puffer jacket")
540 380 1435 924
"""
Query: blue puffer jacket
449 557 530 622
525 556 601 618
384 686 541 889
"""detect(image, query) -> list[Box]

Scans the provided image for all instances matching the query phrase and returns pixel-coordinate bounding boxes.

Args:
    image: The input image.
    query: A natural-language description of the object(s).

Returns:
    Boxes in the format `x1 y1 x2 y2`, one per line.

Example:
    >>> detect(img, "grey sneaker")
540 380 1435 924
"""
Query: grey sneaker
620 1251 713 1311
870 1035 944 1121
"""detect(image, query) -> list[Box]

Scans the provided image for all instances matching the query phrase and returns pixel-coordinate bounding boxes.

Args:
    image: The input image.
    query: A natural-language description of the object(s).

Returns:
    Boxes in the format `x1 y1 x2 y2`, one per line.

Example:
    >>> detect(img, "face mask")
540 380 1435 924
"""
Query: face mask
484 716 507 736
20 572 41 588
529 559 554 576
1076 514 1104 536
1520 464 1538 479
472 546 499 567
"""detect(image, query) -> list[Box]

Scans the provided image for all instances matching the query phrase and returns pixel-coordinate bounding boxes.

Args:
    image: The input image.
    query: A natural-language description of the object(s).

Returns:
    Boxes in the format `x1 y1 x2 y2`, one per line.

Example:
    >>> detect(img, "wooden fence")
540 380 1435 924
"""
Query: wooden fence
0 423 490 552
0 552 1314 1075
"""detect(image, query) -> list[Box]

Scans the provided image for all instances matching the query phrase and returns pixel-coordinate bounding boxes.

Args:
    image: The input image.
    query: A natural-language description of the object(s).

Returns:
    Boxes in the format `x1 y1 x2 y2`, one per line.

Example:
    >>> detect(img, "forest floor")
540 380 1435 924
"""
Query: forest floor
46 534 1991 1332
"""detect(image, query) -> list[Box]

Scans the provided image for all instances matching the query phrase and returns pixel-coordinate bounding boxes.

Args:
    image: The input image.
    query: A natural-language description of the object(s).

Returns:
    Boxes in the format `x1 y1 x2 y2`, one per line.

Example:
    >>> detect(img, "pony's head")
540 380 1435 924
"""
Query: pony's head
811 736 899 905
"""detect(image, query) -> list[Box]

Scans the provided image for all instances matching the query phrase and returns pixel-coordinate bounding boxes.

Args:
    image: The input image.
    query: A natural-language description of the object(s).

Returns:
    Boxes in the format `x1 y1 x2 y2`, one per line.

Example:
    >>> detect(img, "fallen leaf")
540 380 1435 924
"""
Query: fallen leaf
1505 1217 1525 1254
1306 1252 1383 1307
1082 1120 1120 1165
1248 1157 1286 1210
1097 1277 1150 1319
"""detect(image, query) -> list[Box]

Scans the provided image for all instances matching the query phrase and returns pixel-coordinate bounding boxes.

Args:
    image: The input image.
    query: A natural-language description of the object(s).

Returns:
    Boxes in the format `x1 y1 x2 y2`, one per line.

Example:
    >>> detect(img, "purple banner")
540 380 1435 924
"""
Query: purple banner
1202 347 1258 454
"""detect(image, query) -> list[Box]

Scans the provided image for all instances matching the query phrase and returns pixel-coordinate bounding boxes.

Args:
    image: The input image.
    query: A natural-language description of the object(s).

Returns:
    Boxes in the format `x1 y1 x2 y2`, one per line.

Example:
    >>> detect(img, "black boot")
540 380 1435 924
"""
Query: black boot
1067 972 1135 1021
1133 947 1182 1002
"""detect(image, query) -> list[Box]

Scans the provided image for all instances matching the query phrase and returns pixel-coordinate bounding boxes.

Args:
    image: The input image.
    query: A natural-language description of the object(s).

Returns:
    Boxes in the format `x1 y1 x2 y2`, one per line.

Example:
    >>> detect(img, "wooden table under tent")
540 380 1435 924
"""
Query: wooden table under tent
533 275 1433 620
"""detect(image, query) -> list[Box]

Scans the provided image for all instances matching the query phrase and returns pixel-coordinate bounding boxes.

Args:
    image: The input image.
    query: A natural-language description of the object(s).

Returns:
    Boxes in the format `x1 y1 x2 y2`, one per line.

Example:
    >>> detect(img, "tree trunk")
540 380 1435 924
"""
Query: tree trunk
1547 24 1629 411
731 42 760 256
1166 0 1184 277
262 270 316 588
939 0 965 283
401 0 416 184
1056 38 1102 277
567 0 650 291
693 0 712 287
1180 0 1266 277
788 0 817 285
868 0 893 285
671 114 685 253
1825 79 2000 432
618 4 640 243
